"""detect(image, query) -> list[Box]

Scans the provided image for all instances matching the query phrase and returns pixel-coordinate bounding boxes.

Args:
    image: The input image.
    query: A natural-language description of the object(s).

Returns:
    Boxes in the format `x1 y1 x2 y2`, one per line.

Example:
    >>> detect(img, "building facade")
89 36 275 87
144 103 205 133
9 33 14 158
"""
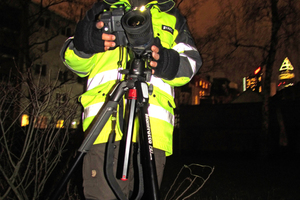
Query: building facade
0 1 84 129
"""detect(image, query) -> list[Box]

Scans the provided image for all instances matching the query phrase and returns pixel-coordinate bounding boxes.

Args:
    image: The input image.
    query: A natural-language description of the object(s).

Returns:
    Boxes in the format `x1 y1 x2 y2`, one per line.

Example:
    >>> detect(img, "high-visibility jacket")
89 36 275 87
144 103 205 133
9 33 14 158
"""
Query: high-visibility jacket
61 0 202 156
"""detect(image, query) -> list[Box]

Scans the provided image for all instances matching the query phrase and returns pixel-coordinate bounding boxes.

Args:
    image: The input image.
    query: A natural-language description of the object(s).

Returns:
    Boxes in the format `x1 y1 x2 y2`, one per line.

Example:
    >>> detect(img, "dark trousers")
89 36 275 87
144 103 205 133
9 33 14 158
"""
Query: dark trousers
83 142 166 200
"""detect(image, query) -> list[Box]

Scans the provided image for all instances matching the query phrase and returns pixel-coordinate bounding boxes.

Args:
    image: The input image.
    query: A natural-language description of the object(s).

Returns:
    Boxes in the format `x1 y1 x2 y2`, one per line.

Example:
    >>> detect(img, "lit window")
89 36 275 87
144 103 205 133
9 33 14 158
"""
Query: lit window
194 95 198 105
71 119 80 129
21 114 29 127
258 76 261 82
199 90 205 97
56 120 64 128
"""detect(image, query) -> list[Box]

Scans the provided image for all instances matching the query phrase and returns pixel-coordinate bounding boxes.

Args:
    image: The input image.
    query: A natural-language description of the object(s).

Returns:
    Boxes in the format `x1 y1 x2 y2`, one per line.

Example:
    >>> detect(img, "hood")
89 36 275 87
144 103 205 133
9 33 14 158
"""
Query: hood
104 0 175 12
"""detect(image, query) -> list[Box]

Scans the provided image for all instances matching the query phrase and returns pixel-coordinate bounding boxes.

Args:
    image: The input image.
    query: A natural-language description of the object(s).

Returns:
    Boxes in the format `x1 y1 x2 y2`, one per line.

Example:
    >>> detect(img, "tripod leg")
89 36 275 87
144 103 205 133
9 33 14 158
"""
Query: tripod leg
78 101 119 153
79 81 128 153
49 81 128 199
49 101 118 200
118 88 138 181
137 82 160 200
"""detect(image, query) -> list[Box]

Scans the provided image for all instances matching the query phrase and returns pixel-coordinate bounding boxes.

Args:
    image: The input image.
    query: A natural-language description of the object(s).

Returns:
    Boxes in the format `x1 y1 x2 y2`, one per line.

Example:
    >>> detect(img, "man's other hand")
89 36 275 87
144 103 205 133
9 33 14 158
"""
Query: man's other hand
96 21 116 51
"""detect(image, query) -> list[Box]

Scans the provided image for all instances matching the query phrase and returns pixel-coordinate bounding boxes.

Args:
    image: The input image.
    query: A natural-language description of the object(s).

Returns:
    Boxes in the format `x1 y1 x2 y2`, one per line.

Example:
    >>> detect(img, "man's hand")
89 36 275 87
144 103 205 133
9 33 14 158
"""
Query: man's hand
150 45 160 74
73 17 117 54
95 21 116 51
73 2 117 54
149 37 180 80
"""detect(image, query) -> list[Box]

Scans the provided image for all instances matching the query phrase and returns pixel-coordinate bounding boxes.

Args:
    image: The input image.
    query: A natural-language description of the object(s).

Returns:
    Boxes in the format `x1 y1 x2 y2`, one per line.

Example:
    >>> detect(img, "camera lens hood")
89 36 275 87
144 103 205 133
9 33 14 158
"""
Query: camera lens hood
122 9 154 53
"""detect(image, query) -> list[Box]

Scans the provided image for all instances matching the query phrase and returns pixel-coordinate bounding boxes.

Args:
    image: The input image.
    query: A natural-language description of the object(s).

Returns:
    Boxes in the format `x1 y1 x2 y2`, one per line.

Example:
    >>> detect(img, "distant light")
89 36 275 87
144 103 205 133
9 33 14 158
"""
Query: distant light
56 120 64 128
243 77 246 91
71 120 80 129
254 67 261 75
21 114 29 127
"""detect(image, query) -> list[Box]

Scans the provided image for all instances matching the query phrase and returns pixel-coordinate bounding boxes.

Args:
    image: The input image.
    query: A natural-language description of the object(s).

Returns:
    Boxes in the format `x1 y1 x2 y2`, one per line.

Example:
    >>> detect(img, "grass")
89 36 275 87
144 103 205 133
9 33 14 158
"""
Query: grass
160 150 300 200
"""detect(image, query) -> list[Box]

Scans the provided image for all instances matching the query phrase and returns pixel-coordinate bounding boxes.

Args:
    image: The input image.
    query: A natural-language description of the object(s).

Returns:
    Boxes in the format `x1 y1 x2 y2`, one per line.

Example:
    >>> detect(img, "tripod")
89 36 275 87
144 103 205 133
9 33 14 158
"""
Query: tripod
50 52 160 200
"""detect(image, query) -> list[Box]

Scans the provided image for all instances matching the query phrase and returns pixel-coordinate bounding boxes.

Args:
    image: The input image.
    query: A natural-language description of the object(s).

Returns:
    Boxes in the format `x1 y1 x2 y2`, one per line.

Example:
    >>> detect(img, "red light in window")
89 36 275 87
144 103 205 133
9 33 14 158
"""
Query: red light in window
254 67 261 75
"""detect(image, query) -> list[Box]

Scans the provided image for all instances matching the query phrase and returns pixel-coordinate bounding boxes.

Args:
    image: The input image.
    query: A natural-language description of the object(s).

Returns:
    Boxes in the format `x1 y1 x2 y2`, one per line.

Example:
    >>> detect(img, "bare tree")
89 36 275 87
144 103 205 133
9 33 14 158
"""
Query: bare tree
197 0 300 156
0 67 80 200
0 1 85 198
175 0 210 42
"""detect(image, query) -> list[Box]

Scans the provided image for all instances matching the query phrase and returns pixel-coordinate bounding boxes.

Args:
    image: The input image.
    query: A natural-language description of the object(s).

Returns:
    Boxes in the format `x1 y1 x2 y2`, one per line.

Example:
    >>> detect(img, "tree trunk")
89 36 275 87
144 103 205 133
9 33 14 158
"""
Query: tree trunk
260 0 281 157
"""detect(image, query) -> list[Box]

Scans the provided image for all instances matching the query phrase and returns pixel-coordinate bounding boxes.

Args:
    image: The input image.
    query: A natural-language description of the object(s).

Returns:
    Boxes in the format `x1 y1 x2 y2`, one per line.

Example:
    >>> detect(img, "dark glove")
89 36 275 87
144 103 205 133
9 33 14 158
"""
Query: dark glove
73 2 107 54
152 37 180 80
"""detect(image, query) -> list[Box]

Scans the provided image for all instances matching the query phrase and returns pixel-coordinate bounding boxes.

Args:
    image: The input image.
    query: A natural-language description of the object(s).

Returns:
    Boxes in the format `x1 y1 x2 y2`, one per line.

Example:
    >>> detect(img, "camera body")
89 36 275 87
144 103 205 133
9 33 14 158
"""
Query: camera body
101 7 128 47
100 7 154 56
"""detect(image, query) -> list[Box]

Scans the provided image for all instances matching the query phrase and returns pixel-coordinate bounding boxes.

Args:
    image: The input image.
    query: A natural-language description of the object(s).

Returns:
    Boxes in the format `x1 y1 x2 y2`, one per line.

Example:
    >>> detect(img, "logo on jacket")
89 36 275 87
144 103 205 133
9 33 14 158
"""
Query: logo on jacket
162 25 174 35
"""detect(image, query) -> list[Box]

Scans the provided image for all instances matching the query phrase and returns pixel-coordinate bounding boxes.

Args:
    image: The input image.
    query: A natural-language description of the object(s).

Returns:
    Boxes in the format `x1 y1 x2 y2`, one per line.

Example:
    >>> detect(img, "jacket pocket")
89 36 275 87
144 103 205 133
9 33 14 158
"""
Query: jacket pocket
78 83 113 108
150 87 176 113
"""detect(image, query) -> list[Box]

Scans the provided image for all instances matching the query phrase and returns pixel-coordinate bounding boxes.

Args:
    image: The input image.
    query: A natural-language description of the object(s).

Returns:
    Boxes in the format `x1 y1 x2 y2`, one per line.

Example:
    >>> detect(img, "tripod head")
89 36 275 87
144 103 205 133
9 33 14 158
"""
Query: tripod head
119 49 153 84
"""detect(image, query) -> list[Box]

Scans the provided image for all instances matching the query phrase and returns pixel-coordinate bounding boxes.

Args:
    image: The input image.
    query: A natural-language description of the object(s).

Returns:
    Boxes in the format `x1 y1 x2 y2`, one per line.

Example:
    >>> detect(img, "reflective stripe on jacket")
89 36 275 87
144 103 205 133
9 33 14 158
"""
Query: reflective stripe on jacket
61 0 202 156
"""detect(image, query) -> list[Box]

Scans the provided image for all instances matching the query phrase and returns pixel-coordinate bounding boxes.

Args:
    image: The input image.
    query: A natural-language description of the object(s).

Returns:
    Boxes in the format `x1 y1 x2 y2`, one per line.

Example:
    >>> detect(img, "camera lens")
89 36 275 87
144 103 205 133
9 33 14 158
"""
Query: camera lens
128 16 145 27
122 10 153 48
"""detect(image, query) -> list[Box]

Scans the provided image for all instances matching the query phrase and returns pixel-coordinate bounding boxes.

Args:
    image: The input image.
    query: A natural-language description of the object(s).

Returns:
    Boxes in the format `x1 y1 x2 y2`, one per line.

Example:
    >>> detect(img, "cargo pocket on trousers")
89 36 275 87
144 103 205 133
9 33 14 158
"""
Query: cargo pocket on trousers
82 150 101 188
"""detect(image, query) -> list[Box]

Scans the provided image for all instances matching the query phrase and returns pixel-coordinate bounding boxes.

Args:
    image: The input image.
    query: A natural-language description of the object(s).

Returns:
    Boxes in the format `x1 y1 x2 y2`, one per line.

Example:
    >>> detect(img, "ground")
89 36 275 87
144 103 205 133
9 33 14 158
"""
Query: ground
160 150 300 200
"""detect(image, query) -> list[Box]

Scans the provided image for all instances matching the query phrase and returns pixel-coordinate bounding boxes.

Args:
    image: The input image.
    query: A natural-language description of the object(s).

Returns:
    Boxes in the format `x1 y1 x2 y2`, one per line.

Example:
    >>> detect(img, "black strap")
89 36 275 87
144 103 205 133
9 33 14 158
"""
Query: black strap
134 141 145 199
118 98 124 133
105 128 127 200
117 47 126 133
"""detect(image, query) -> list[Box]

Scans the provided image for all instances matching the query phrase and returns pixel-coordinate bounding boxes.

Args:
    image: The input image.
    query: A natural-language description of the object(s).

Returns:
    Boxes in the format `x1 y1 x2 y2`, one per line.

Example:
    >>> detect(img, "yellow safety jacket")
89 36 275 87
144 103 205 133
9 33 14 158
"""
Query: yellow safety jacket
61 0 202 156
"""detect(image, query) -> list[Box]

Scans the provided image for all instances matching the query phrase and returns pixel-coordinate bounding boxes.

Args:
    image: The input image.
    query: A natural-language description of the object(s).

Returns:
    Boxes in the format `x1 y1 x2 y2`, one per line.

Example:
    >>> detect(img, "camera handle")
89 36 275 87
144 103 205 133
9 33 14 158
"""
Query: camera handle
49 56 159 200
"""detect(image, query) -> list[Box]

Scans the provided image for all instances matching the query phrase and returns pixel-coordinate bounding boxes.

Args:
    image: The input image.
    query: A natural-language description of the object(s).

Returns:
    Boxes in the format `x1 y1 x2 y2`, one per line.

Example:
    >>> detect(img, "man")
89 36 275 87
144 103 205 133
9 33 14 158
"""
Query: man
60 0 202 199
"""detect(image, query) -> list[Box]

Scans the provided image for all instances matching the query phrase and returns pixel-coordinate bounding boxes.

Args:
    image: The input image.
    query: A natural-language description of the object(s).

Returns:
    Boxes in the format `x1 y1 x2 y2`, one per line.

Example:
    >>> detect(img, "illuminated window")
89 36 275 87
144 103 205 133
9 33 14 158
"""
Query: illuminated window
199 90 205 97
199 80 202 86
194 95 198 105
70 120 80 129
258 76 262 82
56 120 64 128
21 114 29 127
